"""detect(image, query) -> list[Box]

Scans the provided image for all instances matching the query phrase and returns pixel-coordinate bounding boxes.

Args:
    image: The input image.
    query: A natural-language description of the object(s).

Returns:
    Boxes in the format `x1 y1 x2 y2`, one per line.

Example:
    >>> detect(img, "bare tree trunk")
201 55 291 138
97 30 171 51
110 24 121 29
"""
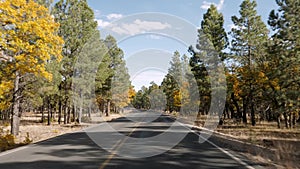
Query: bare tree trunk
277 116 281 128
284 112 289 129
11 71 21 136
58 98 62 124
88 103 91 118
67 106 71 124
72 106 75 123
242 98 248 124
288 113 292 129
79 104 82 124
53 106 56 121
41 104 44 123
231 93 241 119
58 84 62 124
292 113 297 128
102 102 105 116
47 98 51 126
64 105 67 124
106 100 111 117
250 102 256 126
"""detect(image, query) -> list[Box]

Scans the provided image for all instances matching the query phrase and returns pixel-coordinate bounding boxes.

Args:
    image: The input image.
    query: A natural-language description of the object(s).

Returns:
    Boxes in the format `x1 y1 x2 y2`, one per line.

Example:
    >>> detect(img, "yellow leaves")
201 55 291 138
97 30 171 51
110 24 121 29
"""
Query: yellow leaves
0 101 11 111
258 71 265 78
0 0 64 77
0 81 13 110
0 81 13 97
128 86 136 101
270 79 280 91
173 90 182 107
0 0 64 111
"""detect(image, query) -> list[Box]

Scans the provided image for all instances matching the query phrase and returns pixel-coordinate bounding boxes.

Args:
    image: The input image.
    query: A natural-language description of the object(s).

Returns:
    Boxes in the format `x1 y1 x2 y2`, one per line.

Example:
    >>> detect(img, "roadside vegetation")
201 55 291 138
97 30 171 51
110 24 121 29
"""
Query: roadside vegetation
0 0 299 167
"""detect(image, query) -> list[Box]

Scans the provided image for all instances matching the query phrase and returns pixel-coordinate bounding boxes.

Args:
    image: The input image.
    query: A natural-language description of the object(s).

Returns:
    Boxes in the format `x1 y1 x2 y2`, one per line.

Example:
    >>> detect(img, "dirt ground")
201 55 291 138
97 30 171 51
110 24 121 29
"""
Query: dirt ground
192 115 300 168
0 112 121 147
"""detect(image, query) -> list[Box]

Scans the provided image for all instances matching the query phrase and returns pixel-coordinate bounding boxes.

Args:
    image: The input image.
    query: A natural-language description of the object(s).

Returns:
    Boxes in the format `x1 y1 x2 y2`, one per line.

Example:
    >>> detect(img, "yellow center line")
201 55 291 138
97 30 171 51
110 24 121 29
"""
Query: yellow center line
99 122 141 169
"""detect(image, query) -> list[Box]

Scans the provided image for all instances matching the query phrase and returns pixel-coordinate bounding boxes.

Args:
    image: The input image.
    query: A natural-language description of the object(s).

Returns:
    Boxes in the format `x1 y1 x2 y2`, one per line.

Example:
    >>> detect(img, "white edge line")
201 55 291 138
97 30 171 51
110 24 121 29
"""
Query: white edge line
0 144 31 157
197 132 255 169
167 116 255 169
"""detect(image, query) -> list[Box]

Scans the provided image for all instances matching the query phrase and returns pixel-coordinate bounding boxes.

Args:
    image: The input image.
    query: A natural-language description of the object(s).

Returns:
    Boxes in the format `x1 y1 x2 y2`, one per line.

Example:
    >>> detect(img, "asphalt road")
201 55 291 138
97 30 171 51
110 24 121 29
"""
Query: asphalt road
0 112 263 169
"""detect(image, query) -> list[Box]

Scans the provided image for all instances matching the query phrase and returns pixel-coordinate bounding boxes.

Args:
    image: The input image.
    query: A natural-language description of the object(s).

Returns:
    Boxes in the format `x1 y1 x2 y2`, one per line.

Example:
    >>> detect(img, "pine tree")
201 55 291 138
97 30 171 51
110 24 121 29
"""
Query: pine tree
267 0 300 128
201 4 228 60
52 0 98 123
230 0 269 126
161 51 182 112
73 30 106 123
189 5 228 119
95 35 130 116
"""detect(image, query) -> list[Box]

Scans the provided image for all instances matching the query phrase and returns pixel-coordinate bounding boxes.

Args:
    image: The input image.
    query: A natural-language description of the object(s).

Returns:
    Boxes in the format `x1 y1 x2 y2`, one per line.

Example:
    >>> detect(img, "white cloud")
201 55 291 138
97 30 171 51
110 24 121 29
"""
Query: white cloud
228 24 238 30
107 13 123 20
108 19 171 36
96 19 110 28
228 23 246 30
94 12 123 28
201 0 225 10
131 71 166 90
94 9 101 18
146 34 161 40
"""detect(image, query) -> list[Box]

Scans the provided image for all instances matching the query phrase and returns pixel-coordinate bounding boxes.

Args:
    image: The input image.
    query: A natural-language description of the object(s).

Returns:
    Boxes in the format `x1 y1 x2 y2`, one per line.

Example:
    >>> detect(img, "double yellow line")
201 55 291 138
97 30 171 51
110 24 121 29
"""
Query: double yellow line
99 122 141 169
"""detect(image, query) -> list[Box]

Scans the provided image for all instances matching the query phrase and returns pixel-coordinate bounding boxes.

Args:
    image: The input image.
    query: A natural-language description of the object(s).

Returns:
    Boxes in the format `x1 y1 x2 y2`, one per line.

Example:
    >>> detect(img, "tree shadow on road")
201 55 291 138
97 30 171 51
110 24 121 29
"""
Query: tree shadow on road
0 116 270 169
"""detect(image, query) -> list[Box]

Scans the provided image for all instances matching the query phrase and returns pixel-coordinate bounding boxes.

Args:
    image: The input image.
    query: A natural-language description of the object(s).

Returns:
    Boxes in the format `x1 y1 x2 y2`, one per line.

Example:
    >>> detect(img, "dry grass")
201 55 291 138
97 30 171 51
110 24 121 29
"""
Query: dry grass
174 114 300 168
0 112 122 152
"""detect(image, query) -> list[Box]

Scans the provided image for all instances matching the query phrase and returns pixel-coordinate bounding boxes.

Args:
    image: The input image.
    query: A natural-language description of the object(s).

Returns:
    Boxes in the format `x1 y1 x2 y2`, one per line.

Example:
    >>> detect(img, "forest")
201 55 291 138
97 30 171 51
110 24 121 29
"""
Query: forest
0 0 299 140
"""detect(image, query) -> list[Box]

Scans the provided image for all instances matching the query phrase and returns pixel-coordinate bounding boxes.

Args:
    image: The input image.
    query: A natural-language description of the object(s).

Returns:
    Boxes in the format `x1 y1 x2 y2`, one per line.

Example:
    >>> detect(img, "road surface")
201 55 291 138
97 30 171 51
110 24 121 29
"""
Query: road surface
0 113 263 169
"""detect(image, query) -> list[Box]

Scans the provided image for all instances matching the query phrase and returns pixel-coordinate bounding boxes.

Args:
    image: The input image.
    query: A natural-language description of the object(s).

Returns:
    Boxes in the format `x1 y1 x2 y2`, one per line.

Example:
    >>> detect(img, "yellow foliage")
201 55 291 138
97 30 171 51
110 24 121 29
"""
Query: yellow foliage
0 80 13 110
0 130 16 151
0 0 63 76
270 79 280 91
128 86 136 101
173 90 182 107
0 81 13 97
0 0 64 110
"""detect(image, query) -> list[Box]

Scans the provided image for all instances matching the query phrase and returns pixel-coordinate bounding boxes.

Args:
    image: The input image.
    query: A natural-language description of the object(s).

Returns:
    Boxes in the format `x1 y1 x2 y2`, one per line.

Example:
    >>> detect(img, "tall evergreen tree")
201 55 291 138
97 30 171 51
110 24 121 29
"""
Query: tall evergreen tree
189 5 227 117
161 51 182 112
52 0 98 123
73 30 106 123
95 35 130 116
230 0 269 126
267 0 300 128
201 5 228 60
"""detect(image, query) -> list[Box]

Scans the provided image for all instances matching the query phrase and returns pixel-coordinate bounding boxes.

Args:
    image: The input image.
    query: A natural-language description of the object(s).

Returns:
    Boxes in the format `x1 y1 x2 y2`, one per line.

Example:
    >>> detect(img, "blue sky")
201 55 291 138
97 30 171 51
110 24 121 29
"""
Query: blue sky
86 0 278 90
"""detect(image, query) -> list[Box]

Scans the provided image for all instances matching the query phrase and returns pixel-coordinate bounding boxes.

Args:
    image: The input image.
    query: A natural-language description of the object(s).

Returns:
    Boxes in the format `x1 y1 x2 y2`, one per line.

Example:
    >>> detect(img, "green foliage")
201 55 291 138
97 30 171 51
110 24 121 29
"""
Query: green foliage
201 4 228 60
95 35 131 115
131 86 151 110
265 0 300 128
229 0 269 126
52 0 98 123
